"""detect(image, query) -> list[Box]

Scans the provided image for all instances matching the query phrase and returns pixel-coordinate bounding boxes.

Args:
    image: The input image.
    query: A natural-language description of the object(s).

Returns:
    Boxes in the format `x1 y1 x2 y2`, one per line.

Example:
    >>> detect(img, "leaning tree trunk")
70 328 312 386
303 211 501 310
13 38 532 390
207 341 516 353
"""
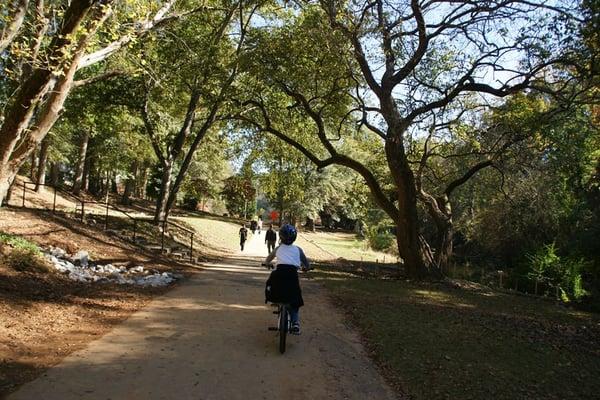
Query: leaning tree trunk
4 179 16 204
431 197 453 275
35 137 50 192
0 0 100 207
72 132 89 195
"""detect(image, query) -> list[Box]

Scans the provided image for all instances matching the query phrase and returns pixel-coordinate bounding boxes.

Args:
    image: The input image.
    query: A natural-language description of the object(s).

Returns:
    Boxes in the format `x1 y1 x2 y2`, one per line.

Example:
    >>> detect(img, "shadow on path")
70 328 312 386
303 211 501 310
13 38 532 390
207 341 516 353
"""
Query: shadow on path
8 234 400 400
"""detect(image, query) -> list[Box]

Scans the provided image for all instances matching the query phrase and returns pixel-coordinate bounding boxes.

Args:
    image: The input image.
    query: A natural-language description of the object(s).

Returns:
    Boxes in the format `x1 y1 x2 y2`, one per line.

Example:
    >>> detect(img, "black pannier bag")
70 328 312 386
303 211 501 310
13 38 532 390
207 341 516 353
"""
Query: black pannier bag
265 265 304 308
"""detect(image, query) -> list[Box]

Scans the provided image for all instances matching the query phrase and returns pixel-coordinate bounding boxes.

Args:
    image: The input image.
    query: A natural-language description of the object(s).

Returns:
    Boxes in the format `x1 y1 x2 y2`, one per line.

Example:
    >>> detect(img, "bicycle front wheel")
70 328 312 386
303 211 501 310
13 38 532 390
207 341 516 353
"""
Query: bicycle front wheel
278 305 288 354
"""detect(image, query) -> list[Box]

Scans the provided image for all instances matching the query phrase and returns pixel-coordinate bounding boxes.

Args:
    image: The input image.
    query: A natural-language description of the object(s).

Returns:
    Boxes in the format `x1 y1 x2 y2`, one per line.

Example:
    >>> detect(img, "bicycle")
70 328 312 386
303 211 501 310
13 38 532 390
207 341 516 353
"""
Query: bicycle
263 262 311 354
268 302 292 354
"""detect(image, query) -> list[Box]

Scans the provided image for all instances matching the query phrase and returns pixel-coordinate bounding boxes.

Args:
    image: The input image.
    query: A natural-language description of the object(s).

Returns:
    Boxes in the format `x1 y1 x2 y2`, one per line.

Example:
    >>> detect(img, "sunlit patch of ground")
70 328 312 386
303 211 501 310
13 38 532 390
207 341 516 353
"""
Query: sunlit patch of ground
313 265 600 400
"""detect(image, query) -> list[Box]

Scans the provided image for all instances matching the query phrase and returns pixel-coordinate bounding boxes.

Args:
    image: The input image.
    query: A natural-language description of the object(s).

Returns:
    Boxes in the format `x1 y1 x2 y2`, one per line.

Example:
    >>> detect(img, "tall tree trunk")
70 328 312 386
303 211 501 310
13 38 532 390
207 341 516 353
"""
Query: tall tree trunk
305 216 315 232
50 162 60 186
30 149 38 181
82 154 91 192
154 163 173 223
436 225 453 274
110 172 118 193
72 132 89 195
385 136 430 279
139 165 149 199
430 197 453 274
121 160 137 205
35 136 50 191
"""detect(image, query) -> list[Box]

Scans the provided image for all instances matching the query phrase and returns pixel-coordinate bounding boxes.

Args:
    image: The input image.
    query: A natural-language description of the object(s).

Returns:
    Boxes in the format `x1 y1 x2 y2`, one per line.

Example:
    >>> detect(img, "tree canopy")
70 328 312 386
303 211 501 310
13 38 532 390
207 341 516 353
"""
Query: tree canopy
1 0 598 296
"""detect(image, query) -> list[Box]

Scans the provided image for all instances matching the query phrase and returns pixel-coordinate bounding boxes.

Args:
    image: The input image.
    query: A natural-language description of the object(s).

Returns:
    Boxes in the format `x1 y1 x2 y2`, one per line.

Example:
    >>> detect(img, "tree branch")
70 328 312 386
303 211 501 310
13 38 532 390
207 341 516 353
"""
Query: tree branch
77 0 178 70
141 88 167 167
388 0 429 88
0 0 29 53
445 160 493 196
72 70 126 87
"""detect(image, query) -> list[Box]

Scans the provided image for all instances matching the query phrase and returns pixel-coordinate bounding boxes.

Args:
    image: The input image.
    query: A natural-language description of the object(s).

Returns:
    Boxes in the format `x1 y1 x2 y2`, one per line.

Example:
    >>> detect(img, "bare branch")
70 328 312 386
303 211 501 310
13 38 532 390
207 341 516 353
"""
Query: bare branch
445 160 493 196
72 70 125 87
388 0 429 88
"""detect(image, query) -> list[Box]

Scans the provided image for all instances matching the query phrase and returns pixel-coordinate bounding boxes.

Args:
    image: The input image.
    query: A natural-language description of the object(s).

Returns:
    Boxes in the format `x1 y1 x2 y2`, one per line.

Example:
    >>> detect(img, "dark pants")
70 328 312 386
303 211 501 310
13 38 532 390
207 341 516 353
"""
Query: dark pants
240 240 246 251
267 240 276 253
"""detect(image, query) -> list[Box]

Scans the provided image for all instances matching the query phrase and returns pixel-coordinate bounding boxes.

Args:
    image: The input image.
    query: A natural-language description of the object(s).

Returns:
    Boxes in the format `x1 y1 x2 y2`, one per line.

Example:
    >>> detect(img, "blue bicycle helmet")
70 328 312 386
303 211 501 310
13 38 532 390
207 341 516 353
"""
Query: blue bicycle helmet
279 224 297 245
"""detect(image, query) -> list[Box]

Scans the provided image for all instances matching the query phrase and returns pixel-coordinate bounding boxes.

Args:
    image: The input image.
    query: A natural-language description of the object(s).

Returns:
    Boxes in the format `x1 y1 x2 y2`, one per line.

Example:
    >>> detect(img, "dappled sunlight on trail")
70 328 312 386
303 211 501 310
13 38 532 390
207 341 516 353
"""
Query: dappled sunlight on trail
8 242 398 400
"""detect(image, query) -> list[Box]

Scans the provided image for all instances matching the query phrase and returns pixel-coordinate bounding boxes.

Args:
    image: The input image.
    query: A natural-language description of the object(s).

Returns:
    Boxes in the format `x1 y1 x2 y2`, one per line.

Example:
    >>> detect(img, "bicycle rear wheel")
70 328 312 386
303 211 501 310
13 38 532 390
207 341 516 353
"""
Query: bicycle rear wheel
278 304 288 354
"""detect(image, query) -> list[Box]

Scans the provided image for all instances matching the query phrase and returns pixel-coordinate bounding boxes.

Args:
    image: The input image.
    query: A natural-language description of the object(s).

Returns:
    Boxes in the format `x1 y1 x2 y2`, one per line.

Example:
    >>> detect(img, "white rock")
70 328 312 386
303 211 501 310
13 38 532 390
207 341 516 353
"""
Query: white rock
44 247 179 287
72 250 89 267
50 247 67 258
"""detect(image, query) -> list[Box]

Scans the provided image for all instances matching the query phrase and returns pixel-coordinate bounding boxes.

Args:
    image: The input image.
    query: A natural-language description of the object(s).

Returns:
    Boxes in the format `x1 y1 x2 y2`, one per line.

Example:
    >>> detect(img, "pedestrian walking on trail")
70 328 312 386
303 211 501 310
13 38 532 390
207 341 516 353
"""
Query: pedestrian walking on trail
239 223 248 251
265 224 277 254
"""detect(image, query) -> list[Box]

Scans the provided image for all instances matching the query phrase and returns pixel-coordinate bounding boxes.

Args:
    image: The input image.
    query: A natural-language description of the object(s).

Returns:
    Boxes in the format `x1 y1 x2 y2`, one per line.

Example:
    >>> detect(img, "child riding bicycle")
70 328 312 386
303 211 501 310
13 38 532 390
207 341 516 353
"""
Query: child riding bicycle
264 224 310 334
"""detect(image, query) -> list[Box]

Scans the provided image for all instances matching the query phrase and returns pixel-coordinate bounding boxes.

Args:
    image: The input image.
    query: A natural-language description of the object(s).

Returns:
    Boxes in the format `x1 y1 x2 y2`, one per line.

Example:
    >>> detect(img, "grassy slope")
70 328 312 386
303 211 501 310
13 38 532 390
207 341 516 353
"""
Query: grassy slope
315 268 600 400
174 215 246 255
299 231 397 264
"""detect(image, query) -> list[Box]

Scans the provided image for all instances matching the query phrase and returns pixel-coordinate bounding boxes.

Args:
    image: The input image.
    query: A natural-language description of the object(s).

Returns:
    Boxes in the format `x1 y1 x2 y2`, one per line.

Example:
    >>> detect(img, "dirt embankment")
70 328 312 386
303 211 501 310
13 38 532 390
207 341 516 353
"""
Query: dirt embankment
0 208 195 397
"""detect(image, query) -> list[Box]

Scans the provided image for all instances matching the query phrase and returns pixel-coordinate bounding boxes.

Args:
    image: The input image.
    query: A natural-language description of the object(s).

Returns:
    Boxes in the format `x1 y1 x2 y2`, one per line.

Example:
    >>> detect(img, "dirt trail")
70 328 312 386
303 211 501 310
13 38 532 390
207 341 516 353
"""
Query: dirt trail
8 232 399 400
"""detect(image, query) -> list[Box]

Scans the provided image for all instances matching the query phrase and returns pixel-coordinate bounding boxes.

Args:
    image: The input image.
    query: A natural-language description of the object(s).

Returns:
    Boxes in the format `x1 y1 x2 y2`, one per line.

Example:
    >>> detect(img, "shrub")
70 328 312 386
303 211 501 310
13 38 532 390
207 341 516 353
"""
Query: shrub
365 225 395 251
526 243 589 302
7 248 50 273
0 231 50 273
0 232 41 254
182 195 199 211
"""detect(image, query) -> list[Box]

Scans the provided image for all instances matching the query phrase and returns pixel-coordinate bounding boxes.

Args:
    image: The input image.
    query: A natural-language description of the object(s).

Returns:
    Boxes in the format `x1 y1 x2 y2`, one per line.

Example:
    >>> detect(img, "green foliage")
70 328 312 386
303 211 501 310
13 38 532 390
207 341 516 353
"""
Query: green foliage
362 209 396 252
448 96 600 303
0 232 49 273
179 131 232 206
366 228 395 252
0 232 41 255
526 243 590 302
221 175 256 217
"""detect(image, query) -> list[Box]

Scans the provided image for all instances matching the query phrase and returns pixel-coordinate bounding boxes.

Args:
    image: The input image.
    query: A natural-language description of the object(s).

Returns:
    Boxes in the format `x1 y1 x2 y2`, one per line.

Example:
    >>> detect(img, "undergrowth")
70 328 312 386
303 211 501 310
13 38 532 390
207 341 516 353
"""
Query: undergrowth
0 231 50 273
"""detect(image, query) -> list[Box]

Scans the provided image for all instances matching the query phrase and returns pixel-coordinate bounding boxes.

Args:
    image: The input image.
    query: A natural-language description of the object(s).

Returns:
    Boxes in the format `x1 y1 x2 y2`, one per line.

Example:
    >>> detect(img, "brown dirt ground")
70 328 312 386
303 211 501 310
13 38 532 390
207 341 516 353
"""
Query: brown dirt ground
0 207 197 398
